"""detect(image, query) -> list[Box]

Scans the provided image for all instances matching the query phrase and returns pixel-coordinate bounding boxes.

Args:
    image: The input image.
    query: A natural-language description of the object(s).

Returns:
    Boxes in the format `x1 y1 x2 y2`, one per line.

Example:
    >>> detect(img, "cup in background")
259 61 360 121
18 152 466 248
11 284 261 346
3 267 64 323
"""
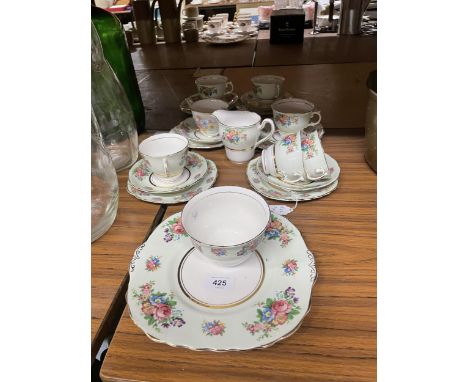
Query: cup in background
251 75 285 100
215 13 229 25
195 75 234 99
271 98 321 136
138 133 189 181
207 19 223 34
237 18 252 32
190 99 229 137
183 5 199 18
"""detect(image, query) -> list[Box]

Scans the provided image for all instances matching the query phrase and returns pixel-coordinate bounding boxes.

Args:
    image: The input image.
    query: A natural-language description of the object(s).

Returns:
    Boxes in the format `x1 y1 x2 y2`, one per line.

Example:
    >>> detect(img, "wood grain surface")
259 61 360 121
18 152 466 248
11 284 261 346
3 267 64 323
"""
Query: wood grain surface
91 133 164 362
100 131 376 381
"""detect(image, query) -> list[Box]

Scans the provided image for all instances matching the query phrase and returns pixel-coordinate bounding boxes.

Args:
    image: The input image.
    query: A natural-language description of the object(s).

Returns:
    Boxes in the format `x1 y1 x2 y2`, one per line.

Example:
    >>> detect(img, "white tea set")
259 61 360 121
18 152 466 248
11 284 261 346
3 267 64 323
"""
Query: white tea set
201 13 257 44
127 133 218 204
237 75 294 116
127 185 318 351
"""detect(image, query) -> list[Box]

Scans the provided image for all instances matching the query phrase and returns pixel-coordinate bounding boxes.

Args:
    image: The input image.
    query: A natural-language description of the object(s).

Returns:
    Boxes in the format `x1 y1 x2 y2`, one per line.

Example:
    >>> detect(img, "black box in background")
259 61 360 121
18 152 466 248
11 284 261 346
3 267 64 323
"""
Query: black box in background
270 9 305 44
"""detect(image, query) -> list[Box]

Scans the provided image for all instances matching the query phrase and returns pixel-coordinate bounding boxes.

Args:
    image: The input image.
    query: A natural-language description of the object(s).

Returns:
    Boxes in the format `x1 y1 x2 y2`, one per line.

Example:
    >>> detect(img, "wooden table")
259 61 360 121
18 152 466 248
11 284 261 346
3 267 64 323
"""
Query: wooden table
99 130 376 381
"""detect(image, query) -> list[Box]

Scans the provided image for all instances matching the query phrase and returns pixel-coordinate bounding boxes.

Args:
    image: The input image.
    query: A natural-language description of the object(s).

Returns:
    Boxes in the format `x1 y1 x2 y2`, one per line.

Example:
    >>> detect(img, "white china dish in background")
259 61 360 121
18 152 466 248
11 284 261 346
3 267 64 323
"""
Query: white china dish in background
188 98 229 137
251 75 285 100
271 98 321 136
213 110 275 163
207 19 223 33
181 186 271 267
138 133 188 183
195 75 234 99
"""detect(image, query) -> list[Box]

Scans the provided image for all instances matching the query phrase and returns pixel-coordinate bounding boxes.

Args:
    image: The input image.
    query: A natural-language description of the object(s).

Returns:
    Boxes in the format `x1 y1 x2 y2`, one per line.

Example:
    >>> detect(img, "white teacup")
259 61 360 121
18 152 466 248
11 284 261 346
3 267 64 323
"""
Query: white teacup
195 75 234 99
181 186 270 267
215 13 229 25
183 5 199 18
271 98 322 136
251 75 285 100
188 98 229 137
207 19 223 33
213 110 275 163
237 18 252 32
262 130 328 182
139 133 189 182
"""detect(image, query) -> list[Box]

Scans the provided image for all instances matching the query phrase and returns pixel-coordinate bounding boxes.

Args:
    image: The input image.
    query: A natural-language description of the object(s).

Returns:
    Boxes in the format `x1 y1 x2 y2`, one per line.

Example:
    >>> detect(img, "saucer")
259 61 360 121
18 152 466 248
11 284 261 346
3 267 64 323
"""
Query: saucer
180 93 239 115
257 154 340 192
237 91 293 116
179 118 222 143
127 211 317 351
170 120 224 150
129 152 208 194
231 28 258 36
127 159 217 204
247 157 338 201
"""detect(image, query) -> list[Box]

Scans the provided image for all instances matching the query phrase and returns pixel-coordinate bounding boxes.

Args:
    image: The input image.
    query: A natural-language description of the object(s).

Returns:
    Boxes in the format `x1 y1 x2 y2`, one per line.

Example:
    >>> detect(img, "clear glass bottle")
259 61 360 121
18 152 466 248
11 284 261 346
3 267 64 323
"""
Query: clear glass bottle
92 22 138 172
92 109 119 242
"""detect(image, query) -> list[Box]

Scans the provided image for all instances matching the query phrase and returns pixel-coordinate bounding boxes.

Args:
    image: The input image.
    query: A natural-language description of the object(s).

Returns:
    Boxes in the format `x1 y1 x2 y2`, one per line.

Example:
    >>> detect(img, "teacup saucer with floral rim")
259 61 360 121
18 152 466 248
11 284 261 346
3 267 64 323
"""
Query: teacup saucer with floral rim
128 152 208 194
247 157 338 202
127 211 317 351
258 154 340 192
127 159 218 204
180 93 239 115
170 120 224 149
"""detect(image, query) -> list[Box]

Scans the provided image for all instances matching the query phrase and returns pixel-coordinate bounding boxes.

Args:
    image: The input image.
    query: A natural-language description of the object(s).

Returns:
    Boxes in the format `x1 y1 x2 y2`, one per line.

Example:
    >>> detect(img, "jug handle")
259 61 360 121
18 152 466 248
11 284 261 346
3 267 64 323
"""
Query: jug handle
255 118 275 148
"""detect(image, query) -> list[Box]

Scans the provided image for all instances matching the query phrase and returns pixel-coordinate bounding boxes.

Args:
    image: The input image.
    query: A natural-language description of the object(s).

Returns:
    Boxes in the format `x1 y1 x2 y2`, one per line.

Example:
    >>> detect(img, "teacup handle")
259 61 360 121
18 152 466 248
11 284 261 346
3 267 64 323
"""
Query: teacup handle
255 118 275 148
308 111 322 127
275 84 281 98
225 81 234 94
185 94 198 106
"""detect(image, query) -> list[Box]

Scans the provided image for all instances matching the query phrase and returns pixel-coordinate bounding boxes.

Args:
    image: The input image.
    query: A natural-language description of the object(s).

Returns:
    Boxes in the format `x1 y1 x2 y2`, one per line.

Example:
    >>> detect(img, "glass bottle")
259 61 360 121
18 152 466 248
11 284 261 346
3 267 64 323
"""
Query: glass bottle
92 22 138 172
92 109 119 242
92 5 146 134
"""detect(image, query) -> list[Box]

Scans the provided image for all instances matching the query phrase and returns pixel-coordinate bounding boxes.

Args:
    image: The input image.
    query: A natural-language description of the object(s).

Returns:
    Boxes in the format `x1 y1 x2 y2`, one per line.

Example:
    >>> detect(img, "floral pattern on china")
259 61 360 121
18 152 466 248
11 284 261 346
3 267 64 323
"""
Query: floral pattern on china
301 136 318 159
132 281 186 332
274 114 299 128
264 215 294 247
194 115 217 130
222 128 248 144
243 287 300 340
199 86 218 98
162 216 188 242
280 133 298 153
202 320 226 336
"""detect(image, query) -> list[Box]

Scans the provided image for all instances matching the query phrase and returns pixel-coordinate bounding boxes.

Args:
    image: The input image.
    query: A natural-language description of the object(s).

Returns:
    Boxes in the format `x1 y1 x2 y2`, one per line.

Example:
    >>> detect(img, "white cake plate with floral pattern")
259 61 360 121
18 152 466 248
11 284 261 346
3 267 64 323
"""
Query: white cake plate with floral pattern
247 157 338 201
127 159 217 204
129 152 208 194
127 212 317 351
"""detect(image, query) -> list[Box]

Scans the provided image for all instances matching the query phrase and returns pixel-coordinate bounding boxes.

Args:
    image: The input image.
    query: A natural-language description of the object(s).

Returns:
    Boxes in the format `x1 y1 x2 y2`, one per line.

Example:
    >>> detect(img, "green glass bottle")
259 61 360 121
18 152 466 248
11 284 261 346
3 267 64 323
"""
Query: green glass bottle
92 5 146 134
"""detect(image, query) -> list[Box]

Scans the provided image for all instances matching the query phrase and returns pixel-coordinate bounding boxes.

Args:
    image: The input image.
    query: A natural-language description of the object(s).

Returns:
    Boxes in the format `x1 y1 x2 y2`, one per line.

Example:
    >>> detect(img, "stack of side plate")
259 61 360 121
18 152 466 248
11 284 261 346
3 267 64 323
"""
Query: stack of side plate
127 152 218 204
246 154 340 202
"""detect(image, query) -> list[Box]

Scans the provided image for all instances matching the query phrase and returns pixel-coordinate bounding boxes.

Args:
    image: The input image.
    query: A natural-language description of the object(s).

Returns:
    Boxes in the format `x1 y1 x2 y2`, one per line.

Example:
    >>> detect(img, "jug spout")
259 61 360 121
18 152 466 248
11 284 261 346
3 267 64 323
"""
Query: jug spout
212 110 261 128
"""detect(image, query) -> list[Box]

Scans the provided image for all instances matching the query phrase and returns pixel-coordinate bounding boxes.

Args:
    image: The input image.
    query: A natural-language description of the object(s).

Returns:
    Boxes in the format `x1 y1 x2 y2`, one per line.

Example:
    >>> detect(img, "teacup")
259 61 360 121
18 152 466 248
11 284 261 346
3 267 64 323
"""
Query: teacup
271 98 321 136
183 5 199 18
139 133 189 182
262 130 329 182
213 110 275 163
195 75 234 99
215 13 229 25
181 186 271 267
301 129 329 180
258 5 274 21
251 75 285 100
189 98 229 137
237 18 252 32
207 19 223 34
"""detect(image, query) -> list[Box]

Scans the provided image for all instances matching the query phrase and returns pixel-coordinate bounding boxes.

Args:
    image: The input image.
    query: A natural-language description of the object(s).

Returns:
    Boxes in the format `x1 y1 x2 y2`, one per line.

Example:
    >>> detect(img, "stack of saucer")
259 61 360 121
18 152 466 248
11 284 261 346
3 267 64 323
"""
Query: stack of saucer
247 130 340 202
127 134 217 204
237 75 293 116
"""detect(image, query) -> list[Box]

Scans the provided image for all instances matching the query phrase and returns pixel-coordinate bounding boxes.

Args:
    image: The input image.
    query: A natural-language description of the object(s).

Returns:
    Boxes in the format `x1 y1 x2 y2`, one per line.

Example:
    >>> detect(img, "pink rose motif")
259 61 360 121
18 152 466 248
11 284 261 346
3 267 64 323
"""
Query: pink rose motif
280 233 290 244
271 300 292 315
253 322 264 331
287 260 297 271
270 220 282 229
172 223 185 235
153 304 172 320
209 325 223 336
